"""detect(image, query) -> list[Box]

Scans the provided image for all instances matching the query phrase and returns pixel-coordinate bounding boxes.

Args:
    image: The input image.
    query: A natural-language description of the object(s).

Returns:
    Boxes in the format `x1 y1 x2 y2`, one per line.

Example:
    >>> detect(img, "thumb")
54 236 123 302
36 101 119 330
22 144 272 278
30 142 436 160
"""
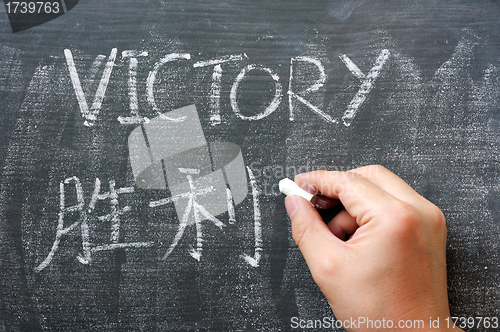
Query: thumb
285 196 344 277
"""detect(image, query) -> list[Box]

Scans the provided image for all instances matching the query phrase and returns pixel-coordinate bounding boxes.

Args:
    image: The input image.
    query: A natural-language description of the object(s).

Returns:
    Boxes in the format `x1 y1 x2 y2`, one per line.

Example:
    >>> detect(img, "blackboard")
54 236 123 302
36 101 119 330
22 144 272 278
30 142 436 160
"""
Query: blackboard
1 0 499 331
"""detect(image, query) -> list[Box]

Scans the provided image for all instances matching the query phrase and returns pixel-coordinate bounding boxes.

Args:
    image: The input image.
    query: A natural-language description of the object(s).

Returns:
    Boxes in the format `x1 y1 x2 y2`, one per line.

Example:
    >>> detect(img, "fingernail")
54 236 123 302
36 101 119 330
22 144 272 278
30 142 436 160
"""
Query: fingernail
299 182 318 194
303 183 318 194
285 196 299 219
294 173 306 182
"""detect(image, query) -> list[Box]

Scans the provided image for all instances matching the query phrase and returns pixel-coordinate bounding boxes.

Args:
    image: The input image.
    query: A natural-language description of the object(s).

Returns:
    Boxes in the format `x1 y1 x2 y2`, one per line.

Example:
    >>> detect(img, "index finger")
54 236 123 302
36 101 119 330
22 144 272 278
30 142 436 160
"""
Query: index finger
295 170 400 227
347 165 429 207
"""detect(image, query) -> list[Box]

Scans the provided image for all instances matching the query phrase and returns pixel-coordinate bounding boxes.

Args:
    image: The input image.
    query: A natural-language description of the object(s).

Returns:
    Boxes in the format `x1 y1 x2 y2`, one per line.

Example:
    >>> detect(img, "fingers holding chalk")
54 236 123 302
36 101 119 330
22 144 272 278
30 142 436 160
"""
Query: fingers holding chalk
280 177 358 241
294 170 398 227
279 178 314 201
279 178 339 210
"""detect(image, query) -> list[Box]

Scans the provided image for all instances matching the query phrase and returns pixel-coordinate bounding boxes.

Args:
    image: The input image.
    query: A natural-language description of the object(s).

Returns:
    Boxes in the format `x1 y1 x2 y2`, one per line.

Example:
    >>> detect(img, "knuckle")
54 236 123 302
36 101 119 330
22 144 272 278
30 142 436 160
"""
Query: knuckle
391 201 448 239
428 205 447 232
364 164 388 175
369 164 387 172
367 164 389 179
391 201 420 235
394 201 419 222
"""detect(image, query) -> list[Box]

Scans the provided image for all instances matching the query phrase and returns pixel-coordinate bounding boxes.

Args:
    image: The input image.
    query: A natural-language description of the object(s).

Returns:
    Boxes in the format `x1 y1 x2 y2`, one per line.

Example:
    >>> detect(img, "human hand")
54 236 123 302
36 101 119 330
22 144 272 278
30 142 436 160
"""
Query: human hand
285 166 462 331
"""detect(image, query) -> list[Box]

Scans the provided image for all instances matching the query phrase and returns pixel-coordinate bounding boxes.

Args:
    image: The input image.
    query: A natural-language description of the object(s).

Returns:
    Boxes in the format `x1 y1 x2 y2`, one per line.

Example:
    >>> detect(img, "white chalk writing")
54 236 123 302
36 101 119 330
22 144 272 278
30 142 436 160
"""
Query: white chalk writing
65 48 117 126
62 49 390 127
288 56 335 123
35 173 263 271
241 166 262 267
340 49 390 126
118 50 149 124
35 177 153 272
230 64 283 120
146 53 191 122
150 168 225 261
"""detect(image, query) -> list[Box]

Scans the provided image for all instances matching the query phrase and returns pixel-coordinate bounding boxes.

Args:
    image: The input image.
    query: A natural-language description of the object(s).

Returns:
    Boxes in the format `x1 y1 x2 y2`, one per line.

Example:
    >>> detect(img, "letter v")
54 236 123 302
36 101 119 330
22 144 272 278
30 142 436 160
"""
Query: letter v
65 48 118 126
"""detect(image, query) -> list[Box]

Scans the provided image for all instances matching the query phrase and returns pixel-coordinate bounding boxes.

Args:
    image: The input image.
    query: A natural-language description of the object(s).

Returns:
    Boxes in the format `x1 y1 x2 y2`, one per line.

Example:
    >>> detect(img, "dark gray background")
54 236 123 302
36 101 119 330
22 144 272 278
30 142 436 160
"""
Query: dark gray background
1 0 499 331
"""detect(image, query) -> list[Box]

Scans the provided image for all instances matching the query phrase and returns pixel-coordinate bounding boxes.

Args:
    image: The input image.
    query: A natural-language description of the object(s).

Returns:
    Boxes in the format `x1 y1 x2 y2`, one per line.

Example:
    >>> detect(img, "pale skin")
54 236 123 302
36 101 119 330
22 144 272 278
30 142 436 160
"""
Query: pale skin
284 165 464 332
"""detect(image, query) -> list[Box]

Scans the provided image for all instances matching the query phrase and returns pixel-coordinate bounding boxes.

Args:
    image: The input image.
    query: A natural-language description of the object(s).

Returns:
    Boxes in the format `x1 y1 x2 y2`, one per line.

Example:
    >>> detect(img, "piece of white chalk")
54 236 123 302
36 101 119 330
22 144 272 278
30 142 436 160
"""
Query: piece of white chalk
279 178 314 201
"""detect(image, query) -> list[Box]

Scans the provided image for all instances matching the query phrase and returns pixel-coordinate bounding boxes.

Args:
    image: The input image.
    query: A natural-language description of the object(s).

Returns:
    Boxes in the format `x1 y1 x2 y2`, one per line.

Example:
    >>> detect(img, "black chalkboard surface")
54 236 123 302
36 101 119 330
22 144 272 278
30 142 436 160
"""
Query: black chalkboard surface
1 0 499 331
